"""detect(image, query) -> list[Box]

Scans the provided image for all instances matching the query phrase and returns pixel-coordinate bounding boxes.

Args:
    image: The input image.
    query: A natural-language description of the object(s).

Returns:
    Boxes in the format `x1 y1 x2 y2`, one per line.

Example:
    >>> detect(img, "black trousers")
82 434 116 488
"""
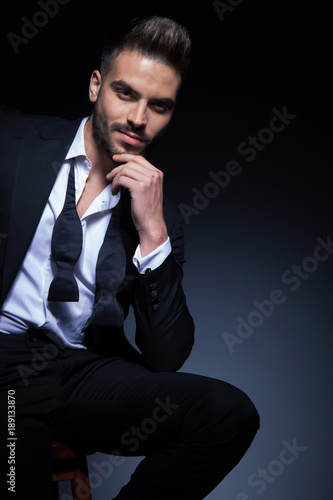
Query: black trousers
0 329 259 500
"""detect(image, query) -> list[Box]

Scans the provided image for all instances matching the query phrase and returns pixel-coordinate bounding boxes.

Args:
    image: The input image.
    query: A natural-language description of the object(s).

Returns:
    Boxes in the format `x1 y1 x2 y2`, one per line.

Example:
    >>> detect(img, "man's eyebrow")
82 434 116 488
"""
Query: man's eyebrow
153 97 175 110
111 79 141 98
111 79 175 109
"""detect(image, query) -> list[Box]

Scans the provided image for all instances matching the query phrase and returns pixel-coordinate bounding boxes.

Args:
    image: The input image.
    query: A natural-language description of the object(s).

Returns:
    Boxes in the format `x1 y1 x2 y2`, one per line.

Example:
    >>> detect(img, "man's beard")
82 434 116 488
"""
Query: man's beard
91 101 165 161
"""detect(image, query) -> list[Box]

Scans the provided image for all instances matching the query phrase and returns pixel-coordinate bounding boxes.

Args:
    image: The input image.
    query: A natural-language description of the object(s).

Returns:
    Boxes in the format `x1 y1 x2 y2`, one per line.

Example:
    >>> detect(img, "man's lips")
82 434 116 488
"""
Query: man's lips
117 130 145 147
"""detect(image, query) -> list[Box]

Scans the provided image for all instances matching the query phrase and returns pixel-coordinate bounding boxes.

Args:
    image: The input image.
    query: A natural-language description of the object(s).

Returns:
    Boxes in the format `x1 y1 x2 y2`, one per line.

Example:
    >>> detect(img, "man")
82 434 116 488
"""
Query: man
0 16 259 500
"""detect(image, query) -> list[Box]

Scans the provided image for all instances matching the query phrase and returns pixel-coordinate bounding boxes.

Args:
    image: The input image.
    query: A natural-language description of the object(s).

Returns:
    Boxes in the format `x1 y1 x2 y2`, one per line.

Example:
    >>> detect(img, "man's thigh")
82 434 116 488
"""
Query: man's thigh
55 352 245 457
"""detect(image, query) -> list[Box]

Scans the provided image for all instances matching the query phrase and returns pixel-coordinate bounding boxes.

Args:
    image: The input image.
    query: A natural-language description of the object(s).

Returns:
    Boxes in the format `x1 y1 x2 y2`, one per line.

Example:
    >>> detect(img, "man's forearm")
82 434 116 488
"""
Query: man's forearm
133 253 195 372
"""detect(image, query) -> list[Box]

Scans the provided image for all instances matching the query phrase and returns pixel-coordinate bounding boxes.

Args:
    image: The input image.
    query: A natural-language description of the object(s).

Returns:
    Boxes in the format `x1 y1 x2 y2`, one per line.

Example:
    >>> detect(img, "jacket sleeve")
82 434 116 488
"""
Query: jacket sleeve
132 203 195 372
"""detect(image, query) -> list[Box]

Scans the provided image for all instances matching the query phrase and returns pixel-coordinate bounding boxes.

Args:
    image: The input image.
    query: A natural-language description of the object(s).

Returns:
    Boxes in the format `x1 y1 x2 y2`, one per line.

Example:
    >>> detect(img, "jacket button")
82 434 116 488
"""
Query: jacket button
152 304 159 311
145 268 152 275
150 290 158 298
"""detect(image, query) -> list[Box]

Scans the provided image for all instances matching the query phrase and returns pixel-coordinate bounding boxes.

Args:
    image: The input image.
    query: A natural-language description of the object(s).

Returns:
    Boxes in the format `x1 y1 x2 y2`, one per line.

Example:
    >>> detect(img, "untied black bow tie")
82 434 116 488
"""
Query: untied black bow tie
48 159 83 302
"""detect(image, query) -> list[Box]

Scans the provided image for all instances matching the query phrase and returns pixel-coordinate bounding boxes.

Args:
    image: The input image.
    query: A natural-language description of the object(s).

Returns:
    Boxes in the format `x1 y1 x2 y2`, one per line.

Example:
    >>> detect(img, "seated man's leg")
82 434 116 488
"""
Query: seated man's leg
55 352 260 500
0 333 64 500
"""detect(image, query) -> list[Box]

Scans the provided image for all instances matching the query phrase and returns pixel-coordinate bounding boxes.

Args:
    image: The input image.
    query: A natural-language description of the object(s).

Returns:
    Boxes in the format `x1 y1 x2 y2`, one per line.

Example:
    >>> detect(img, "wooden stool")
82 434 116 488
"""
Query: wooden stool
52 441 92 500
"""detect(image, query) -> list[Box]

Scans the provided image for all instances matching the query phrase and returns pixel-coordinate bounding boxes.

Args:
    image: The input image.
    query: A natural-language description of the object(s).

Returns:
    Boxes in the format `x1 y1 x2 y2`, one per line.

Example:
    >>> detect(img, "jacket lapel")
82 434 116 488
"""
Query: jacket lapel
2 117 81 303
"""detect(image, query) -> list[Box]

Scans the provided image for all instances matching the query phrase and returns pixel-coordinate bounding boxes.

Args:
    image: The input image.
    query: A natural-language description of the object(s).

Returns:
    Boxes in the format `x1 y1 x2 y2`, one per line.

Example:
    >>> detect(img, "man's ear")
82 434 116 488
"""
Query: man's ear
89 70 102 103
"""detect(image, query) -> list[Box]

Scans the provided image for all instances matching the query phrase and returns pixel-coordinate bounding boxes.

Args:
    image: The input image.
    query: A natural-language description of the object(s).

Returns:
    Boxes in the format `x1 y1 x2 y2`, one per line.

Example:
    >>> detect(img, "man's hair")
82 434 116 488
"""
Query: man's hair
100 16 191 80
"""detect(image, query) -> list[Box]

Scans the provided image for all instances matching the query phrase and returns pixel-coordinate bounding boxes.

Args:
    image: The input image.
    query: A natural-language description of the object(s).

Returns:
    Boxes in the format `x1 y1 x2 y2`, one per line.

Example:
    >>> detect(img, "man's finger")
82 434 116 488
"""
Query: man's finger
107 163 153 183
112 153 156 170
111 175 138 195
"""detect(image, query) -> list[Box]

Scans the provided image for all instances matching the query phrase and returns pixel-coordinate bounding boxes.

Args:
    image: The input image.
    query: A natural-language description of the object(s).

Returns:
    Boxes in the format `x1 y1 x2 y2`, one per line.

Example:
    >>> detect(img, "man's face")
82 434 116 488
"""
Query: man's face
89 50 181 160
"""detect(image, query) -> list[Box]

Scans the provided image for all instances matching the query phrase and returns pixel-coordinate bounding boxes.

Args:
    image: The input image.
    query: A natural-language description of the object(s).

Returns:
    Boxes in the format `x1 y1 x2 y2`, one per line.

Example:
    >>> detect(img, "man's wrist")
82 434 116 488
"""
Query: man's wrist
133 237 172 274
138 223 168 257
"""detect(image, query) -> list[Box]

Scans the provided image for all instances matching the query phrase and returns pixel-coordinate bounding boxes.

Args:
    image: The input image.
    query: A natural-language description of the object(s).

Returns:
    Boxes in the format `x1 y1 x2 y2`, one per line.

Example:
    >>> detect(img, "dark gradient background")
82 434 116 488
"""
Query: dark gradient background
1 1 332 498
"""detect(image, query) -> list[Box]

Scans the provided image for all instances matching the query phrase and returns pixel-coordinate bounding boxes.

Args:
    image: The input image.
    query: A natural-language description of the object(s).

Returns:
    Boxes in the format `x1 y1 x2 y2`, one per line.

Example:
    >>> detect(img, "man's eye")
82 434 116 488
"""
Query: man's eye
117 89 131 99
152 103 168 113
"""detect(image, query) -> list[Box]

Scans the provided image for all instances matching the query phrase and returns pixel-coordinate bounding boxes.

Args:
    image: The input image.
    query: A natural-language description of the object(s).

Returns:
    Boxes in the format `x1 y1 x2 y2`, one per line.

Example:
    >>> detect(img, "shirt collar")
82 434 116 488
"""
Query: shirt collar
65 117 89 161
64 116 121 213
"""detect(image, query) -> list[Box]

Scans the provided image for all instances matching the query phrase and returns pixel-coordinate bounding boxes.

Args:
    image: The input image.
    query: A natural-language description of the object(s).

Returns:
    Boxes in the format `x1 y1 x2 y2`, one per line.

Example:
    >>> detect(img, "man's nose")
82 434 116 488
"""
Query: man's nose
127 101 148 128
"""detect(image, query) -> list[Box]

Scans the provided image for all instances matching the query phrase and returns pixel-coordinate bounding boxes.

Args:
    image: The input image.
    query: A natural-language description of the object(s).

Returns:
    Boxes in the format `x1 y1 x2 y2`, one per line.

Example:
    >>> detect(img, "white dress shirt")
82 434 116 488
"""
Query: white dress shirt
0 117 171 348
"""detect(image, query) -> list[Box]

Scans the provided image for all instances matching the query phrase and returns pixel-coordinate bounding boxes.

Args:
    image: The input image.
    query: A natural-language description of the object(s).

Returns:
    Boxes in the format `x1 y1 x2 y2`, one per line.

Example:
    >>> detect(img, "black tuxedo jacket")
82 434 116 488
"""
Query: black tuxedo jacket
0 106 194 372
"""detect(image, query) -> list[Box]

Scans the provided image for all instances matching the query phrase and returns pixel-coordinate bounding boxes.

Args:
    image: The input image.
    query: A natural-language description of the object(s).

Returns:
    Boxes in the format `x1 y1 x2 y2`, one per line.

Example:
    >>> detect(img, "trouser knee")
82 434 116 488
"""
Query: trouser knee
197 379 260 441
228 386 260 439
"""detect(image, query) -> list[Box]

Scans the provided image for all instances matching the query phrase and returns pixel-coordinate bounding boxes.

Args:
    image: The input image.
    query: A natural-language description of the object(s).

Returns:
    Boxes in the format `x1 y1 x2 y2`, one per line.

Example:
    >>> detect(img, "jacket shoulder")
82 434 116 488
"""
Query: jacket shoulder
0 105 82 139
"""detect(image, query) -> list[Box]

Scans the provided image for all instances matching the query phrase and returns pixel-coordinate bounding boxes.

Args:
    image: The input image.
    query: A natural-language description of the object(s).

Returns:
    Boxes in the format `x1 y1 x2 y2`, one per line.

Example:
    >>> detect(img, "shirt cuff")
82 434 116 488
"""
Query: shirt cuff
132 237 172 274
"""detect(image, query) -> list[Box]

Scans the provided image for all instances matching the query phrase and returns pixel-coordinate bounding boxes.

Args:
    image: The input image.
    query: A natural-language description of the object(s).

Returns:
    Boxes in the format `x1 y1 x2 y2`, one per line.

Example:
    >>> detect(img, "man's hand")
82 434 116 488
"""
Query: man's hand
106 153 168 257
